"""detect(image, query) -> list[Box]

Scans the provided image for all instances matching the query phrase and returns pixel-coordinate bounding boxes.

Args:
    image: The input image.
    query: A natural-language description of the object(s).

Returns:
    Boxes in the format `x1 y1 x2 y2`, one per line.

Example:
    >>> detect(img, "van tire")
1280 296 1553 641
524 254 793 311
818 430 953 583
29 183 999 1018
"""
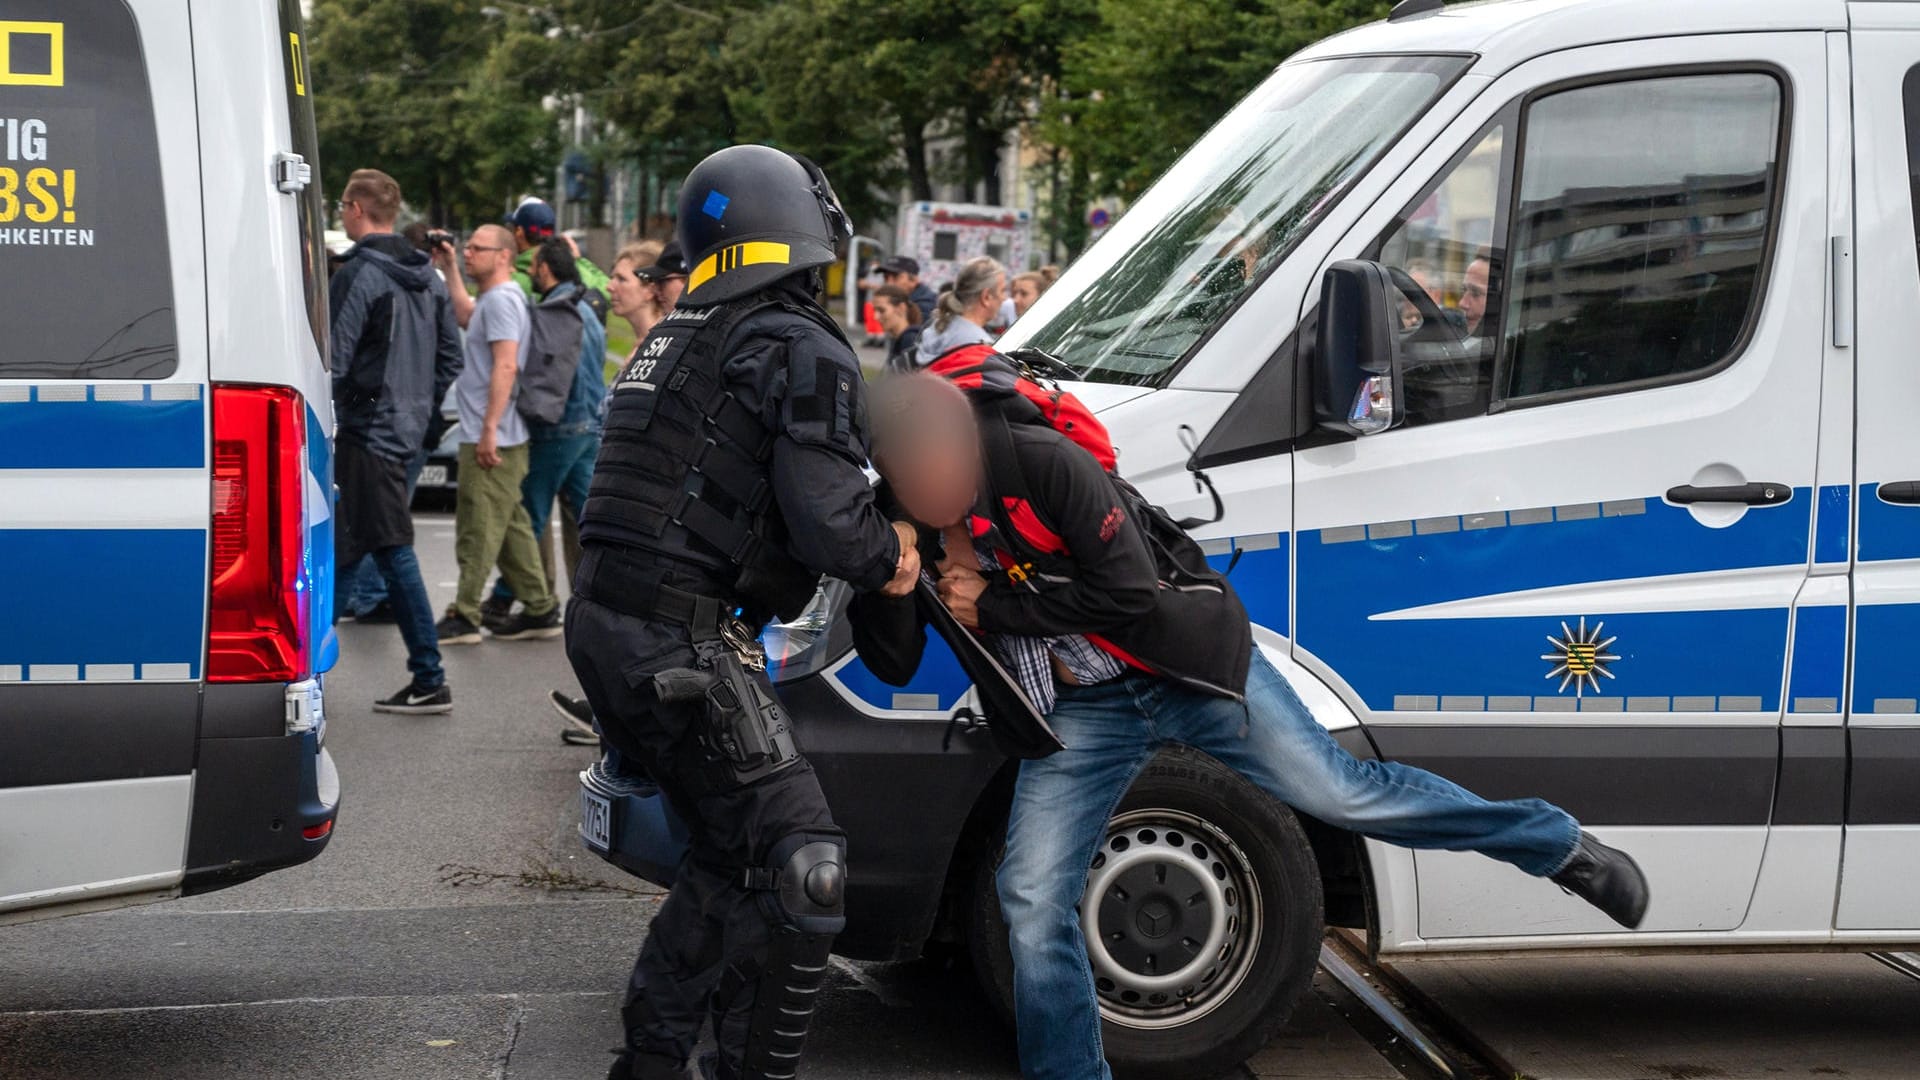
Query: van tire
965 745 1325 1079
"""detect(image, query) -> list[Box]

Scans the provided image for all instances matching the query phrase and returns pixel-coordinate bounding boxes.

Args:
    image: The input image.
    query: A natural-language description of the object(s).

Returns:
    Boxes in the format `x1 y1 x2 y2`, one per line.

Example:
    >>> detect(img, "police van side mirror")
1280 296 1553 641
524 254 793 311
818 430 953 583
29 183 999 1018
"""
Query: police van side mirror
1314 261 1405 436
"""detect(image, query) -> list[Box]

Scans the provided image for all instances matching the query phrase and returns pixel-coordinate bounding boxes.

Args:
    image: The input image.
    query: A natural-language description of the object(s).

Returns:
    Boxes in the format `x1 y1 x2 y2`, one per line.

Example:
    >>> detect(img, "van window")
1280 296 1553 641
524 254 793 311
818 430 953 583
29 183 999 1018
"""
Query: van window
1902 65 1920 268
1500 73 1782 401
1373 119 1511 425
0 1 176 379
279 0 328 364
1009 54 1469 386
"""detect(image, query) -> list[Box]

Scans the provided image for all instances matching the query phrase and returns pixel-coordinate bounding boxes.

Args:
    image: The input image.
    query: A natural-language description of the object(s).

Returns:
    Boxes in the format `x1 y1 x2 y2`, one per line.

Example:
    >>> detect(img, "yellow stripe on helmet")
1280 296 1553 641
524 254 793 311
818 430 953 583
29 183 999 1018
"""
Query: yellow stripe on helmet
686 241 793 294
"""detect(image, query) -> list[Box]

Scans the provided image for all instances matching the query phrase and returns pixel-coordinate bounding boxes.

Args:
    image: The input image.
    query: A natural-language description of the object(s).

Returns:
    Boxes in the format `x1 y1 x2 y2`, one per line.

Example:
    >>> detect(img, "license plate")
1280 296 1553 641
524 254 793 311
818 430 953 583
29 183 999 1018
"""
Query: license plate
580 788 612 852
418 464 449 487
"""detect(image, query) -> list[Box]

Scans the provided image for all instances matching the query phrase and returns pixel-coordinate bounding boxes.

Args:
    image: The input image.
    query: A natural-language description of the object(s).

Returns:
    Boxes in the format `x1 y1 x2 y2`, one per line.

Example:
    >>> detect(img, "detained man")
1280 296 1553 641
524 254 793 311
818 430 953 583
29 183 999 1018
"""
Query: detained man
856 373 1652 1080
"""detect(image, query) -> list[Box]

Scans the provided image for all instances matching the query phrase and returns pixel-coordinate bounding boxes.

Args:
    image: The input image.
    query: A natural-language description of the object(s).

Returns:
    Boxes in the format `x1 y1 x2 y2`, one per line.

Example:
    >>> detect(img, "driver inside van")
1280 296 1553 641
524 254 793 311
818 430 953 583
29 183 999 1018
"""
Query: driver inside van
856 372 1653 1080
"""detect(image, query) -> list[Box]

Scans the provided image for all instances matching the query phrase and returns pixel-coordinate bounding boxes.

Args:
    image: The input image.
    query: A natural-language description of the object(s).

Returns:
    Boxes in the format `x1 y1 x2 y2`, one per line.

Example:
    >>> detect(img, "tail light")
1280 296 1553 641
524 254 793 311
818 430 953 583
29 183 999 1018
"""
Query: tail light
209 384 309 683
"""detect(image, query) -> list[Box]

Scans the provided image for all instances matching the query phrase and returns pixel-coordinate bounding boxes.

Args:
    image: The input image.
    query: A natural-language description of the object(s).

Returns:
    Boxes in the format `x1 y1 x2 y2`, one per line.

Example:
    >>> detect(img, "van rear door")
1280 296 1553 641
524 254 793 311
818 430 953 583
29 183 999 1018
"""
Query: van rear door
0 0 211 917
1835 5 1920 933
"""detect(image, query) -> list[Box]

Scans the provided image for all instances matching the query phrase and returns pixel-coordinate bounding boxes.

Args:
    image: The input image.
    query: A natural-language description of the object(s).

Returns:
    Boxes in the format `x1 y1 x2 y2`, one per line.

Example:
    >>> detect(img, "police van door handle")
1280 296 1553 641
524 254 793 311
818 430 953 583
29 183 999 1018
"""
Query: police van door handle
1877 481 1920 506
1665 482 1792 506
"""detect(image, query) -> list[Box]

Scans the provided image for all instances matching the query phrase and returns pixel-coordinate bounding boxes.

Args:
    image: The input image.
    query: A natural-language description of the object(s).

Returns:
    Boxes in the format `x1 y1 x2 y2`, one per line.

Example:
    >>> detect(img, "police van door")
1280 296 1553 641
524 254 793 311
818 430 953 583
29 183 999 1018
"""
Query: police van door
0 0 211 915
1292 34 1829 941
1835 8 1920 934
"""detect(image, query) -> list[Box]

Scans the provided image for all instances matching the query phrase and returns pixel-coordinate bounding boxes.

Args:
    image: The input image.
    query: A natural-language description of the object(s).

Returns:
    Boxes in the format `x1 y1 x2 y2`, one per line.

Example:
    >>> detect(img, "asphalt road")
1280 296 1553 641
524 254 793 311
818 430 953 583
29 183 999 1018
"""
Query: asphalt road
0 513 1391 1080
3 511 1917 1079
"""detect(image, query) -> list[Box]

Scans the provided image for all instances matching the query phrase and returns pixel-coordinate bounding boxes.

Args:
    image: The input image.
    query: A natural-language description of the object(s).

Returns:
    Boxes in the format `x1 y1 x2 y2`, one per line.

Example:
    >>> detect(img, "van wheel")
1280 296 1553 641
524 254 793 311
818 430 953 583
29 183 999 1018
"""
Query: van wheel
966 746 1325 1079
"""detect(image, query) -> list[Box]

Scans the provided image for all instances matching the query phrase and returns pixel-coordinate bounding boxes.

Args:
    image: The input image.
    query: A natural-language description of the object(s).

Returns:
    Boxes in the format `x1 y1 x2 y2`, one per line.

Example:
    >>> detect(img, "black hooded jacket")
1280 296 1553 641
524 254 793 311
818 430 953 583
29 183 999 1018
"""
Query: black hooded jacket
329 234 463 461
853 413 1252 707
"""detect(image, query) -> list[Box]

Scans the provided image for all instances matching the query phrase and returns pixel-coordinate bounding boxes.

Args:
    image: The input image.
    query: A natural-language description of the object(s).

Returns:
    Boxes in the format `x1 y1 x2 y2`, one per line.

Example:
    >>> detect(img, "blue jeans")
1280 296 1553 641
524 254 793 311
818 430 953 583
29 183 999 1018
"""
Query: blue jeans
342 449 428 615
492 431 598 603
363 544 444 689
997 648 1579 1080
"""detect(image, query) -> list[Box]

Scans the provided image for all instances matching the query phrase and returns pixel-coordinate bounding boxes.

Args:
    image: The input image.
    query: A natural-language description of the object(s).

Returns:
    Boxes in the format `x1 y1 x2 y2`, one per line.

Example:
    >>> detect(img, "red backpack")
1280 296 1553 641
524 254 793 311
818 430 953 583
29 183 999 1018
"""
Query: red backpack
927 344 1118 471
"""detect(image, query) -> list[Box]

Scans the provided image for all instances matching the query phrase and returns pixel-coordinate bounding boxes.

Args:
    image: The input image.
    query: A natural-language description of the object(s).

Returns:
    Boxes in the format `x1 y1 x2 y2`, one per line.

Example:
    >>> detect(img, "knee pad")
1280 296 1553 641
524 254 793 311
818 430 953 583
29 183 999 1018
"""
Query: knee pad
758 830 845 936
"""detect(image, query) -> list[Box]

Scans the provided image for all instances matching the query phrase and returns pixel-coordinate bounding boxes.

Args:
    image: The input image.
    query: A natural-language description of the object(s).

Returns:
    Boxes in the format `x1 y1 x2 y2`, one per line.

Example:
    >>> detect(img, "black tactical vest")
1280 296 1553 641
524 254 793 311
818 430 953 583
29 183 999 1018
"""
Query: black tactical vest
580 297 820 621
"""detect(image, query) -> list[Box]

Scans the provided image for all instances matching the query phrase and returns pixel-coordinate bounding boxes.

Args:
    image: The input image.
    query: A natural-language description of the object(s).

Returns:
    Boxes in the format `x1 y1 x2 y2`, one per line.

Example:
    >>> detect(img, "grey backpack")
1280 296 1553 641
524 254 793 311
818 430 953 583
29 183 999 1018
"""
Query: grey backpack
517 292 585 425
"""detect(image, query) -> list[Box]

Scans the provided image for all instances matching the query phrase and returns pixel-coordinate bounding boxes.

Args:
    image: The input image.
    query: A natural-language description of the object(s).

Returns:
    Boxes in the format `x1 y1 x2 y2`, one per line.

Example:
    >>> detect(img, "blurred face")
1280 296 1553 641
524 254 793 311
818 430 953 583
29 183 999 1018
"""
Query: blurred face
1010 277 1041 317
873 295 908 337
883 442 981 531
1460 259 1489 335
608 258 650 320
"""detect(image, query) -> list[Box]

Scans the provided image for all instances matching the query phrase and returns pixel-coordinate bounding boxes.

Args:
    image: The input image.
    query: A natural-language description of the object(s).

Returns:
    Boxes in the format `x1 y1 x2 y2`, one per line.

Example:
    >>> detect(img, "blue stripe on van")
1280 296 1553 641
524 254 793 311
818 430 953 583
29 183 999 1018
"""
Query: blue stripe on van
0 385 204 469
1813 484 1850 565
1786 604 1845 711
829 633 970 713
0 529 204 678
307 402 338 675
1296 491 1811 712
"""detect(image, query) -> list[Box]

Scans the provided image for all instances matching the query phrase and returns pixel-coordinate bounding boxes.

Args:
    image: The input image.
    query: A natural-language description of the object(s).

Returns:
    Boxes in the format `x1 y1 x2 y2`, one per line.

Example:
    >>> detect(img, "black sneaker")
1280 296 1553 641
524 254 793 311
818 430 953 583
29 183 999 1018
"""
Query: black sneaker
435 611 483 645
492 606 562 641
372 682 452 715
551 690 599 745
355 600 397 624
478 593 515 633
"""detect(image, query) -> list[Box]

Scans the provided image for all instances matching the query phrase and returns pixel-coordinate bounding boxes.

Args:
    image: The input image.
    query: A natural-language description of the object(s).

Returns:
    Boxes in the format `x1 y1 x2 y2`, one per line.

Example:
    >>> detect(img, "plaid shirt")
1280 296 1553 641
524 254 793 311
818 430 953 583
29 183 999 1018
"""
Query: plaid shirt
966 535 1125 714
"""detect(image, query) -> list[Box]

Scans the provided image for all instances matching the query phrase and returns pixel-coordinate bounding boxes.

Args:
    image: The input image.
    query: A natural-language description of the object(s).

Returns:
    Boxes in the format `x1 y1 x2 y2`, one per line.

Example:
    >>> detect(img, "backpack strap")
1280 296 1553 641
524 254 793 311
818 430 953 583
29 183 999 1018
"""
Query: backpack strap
976 410 1078 590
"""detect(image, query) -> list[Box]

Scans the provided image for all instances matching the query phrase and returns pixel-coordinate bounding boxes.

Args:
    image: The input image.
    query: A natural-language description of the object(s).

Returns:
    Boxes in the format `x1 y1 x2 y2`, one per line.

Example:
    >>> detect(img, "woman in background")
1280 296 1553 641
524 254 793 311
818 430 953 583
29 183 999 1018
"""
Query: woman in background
915 255 1006 366
872 284 924 374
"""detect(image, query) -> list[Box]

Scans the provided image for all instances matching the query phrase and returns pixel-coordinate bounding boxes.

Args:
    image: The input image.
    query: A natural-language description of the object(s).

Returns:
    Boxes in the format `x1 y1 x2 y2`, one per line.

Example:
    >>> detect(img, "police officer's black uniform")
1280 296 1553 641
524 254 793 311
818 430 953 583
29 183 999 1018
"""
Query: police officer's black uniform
565 146 909 1080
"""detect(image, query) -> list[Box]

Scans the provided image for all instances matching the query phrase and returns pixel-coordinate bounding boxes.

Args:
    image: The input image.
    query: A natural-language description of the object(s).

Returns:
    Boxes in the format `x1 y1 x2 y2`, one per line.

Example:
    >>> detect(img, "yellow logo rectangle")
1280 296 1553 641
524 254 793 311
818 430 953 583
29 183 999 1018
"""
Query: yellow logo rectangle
288 32 305 96
0 21 63 88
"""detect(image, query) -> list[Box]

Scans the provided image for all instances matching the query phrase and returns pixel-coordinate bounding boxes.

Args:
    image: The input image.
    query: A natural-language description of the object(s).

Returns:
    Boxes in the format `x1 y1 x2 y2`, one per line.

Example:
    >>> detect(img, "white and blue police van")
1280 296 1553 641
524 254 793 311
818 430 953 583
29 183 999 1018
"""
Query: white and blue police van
0 0 339 923
586 1 1920 1075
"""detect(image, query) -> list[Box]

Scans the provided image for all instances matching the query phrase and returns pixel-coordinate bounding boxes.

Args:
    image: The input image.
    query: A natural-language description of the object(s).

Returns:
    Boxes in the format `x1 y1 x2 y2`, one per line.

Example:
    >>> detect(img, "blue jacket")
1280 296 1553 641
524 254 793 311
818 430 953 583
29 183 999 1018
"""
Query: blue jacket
329 234 462 461
531 280 608 440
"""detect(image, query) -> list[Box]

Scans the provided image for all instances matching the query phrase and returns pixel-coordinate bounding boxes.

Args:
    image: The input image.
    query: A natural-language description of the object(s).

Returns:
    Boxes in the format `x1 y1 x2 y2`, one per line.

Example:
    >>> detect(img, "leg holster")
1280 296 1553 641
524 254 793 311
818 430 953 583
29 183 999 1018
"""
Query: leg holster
737 831 846 1080
653 644 801 793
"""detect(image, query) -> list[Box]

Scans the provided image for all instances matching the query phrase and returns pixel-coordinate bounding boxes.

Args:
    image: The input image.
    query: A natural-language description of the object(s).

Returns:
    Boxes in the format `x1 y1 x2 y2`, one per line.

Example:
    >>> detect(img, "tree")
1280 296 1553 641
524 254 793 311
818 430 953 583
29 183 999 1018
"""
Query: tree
1048 0 1392 201
308 0 562 225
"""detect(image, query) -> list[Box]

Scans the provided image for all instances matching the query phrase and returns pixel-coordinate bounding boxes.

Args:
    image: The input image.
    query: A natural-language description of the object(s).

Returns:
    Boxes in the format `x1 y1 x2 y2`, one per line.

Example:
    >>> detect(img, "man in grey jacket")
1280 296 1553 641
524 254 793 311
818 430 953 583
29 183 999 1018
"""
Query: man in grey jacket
330 168 463 714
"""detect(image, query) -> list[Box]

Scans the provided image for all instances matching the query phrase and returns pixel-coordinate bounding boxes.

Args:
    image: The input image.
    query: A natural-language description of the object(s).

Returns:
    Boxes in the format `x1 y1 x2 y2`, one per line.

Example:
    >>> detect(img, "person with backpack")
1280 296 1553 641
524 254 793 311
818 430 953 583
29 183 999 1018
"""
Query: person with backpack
329 168 461 714
429 224 563 645
478 238 607 632
858 367 1653 1080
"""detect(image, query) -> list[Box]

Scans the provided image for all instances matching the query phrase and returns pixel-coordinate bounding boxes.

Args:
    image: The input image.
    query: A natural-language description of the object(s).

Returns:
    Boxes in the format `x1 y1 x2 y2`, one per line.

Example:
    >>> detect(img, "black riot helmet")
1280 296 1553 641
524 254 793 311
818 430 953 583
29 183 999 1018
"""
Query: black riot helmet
675 145 853 305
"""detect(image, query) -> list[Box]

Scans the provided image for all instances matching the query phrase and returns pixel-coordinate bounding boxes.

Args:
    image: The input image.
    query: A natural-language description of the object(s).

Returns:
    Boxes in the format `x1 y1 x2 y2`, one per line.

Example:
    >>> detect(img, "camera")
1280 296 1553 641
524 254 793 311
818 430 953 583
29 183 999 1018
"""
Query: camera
426 228 456 250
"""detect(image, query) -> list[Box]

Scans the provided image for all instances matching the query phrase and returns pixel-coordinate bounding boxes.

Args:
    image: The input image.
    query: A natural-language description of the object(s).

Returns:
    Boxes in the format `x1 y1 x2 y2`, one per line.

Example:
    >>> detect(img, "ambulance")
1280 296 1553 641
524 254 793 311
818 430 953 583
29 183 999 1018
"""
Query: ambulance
587 1 1920 1075
0 0 339 923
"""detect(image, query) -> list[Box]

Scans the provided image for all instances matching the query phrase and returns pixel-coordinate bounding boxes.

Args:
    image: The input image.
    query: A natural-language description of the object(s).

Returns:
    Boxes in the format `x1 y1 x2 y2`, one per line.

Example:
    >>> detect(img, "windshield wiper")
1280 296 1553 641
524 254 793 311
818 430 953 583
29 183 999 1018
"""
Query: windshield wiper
1004 345 1083 381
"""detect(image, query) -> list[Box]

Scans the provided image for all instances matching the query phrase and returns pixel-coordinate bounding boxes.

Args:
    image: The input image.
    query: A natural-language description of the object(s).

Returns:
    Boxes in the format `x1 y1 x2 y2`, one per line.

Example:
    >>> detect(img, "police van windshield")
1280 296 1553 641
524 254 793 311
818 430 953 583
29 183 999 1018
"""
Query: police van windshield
1005 54 1469 386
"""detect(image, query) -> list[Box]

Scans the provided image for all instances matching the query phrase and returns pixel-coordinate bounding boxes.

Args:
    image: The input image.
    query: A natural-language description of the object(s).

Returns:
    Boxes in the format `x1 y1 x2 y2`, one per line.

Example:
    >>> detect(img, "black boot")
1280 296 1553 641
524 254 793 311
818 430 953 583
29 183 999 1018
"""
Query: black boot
1552 831 1650 929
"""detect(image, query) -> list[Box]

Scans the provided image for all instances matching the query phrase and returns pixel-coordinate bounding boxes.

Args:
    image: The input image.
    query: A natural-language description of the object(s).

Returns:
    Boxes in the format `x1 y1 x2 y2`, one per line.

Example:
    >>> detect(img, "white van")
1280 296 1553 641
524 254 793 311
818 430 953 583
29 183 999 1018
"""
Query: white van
0 0 339 922
589 3 1920 1073
996 0 1920 949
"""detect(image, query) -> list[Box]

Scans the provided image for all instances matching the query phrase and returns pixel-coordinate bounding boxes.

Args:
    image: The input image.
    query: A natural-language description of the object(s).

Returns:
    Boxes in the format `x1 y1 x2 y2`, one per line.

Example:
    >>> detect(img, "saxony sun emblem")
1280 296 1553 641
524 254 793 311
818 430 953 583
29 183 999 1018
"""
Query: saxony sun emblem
1542 616 1619 697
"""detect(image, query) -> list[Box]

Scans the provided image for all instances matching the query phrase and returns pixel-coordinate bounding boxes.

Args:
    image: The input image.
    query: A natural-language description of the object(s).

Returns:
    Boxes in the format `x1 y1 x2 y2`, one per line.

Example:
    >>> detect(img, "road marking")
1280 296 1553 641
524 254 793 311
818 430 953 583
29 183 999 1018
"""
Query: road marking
0 989 612 1019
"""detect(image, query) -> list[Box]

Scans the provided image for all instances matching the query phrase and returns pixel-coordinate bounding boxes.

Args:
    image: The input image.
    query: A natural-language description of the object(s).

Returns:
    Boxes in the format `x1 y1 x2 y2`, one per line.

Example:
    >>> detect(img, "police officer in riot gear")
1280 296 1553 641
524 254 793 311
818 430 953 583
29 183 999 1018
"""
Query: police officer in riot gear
565 145 920 1080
